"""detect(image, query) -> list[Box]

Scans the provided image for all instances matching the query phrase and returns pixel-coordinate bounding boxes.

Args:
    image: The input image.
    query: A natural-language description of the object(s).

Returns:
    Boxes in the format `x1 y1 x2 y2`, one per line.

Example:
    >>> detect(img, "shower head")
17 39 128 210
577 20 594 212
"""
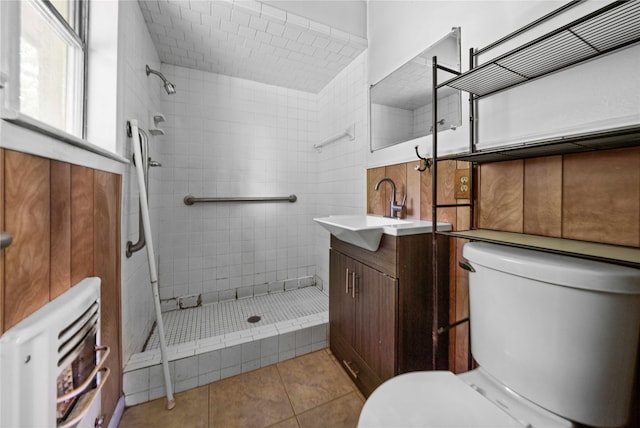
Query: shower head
146 65 176 95
163 80 176 95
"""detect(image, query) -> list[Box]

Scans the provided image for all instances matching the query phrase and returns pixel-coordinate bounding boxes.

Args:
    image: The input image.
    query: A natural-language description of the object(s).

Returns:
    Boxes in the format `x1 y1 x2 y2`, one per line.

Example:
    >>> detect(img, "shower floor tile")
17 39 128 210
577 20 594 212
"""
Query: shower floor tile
144 286 328 351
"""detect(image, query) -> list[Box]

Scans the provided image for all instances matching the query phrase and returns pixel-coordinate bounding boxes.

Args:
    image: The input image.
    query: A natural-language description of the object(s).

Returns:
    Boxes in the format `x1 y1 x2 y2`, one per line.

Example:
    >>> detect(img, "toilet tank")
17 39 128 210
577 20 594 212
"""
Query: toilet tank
463 242 640 428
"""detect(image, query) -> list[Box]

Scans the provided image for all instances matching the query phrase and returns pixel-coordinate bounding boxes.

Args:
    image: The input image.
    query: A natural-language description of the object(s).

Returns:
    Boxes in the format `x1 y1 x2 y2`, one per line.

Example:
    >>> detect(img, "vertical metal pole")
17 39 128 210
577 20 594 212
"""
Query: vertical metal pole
431 56 439 370
469 47 476 155
468 47 476 230
467 48 476 372
129 120 176 410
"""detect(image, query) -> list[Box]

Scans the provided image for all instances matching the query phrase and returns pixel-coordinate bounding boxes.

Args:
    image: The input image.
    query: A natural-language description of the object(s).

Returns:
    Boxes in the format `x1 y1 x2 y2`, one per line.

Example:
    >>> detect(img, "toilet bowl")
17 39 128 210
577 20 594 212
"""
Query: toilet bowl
358 242 640 428
358 369 571 427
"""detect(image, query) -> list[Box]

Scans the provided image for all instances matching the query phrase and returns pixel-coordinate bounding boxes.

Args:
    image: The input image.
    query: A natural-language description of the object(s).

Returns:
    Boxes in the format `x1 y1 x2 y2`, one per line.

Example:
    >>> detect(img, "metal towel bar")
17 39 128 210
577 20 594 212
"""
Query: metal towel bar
184 194 297 205
313 124 355 152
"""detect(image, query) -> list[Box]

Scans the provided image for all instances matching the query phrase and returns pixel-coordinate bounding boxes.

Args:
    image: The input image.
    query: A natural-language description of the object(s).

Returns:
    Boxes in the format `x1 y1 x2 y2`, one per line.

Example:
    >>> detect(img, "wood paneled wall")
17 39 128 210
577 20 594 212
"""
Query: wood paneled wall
0 149 122 427
3 151 51 330
368 159 471 373
367 146 640 374
478 147 640 246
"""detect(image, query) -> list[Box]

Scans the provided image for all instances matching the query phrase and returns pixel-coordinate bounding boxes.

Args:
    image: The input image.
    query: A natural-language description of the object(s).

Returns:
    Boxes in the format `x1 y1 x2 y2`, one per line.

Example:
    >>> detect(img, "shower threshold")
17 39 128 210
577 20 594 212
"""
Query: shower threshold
123 286 328 405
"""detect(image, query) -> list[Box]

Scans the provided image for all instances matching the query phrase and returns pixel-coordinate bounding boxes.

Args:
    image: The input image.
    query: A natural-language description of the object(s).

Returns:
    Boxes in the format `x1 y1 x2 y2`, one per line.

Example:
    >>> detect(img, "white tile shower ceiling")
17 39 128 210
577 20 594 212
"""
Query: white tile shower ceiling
138 0 368 93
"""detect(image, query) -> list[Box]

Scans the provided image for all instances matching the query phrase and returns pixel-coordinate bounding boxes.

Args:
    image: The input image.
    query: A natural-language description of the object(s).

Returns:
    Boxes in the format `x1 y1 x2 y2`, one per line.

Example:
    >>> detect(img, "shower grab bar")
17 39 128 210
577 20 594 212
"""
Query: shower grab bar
126 128 149 258
184 194 297 205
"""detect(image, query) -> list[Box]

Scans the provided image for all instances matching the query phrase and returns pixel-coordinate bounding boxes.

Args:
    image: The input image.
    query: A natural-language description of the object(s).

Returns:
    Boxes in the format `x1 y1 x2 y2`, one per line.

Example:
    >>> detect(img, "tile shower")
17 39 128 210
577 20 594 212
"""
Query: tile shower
122 44 368 405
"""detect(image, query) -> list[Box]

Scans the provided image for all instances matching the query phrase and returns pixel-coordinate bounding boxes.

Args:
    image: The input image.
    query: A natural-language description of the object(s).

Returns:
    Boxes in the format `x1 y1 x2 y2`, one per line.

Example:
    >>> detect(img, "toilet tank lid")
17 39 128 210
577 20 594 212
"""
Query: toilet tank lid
463 242 640 294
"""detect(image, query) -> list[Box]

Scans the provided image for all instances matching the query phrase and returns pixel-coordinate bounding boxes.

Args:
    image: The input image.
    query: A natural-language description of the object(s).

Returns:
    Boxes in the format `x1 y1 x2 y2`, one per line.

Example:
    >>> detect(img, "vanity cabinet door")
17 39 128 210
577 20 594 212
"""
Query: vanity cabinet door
355 262 397 382
329 250 355 345
330 248 398 394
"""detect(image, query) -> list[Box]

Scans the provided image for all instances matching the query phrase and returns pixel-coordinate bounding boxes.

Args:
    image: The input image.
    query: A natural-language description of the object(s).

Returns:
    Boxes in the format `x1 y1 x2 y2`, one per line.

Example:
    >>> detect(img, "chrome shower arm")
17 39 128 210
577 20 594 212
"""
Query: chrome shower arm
146 64 176 94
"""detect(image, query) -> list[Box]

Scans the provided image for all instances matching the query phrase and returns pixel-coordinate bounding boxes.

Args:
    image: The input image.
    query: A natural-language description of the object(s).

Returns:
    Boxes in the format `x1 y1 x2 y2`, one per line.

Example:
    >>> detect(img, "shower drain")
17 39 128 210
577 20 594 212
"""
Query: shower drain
247 315 261 323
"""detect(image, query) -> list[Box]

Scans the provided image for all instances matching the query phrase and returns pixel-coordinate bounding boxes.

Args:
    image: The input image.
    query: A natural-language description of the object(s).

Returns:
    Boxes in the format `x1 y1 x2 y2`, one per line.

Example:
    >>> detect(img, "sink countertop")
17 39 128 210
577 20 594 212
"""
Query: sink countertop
379 218 453 236
313 215 452 251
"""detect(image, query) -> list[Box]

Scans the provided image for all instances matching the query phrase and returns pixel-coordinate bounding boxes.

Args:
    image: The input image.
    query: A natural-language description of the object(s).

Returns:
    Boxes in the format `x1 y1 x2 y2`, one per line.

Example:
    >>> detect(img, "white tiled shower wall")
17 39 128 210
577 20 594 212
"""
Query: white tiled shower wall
119 1 164 364
314 53 368 293
154 64 320 302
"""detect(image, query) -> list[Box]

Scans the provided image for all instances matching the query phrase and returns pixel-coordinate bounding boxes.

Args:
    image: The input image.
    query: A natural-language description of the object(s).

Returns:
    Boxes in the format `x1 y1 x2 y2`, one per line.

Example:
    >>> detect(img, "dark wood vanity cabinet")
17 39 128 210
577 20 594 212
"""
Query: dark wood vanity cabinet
330 249 397 392
329 233 449 397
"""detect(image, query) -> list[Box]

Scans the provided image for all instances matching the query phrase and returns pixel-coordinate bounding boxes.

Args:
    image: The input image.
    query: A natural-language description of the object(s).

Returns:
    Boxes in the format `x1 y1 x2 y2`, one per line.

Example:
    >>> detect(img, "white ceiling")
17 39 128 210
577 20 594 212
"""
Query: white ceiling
138 0 368 93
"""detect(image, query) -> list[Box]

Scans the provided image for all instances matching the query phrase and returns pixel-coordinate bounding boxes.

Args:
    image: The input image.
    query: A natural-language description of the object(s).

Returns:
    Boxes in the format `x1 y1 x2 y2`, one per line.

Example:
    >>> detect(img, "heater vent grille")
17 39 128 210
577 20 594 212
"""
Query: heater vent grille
57 301 99 368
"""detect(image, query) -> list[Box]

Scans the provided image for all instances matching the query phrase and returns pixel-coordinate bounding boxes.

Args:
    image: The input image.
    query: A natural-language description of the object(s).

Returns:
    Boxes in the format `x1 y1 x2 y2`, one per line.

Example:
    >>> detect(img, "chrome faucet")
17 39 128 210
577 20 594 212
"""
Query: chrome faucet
374 177 406 218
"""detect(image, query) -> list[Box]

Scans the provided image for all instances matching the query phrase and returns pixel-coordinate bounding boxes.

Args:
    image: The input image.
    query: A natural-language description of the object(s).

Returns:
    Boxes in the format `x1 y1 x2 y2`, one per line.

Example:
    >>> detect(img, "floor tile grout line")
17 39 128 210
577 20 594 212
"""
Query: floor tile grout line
208 364 298 428
274 359 299 424
205 383 211 428
274 350 364 420
294 389 364 421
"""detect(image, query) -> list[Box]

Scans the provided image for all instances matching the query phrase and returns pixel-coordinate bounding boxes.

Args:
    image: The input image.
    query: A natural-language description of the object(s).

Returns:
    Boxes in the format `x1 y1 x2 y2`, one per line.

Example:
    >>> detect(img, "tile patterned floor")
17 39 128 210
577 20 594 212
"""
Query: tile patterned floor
119 349 365 428
145 287 328 350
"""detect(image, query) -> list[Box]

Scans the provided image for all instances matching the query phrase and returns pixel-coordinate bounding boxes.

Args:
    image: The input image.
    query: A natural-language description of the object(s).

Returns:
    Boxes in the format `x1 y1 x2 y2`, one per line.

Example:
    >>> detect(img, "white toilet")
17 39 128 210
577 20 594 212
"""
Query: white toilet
358 242 640 428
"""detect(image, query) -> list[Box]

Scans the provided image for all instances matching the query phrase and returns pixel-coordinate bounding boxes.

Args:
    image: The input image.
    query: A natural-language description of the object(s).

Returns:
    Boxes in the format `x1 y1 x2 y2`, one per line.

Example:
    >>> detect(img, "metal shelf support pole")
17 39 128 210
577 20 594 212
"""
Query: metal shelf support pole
431 55 439 370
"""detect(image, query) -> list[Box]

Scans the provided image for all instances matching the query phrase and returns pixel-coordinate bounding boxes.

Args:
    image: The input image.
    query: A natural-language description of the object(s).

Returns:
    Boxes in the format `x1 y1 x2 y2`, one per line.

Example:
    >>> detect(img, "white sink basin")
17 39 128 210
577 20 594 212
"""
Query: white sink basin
313 215 452 251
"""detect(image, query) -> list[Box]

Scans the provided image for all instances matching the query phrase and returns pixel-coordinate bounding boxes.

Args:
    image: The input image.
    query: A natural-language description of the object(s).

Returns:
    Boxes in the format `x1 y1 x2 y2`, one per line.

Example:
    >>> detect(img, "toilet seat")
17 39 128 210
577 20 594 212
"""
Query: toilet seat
358 371 571 428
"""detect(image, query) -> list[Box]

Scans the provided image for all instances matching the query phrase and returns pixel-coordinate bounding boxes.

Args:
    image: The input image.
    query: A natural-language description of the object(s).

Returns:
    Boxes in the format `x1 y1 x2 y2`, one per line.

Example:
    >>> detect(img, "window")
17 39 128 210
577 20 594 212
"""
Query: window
1 0 87 138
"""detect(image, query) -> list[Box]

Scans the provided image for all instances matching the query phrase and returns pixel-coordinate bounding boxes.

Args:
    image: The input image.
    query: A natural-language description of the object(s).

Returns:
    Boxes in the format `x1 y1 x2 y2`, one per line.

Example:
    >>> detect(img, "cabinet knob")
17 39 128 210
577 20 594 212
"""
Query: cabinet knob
1 232 13 249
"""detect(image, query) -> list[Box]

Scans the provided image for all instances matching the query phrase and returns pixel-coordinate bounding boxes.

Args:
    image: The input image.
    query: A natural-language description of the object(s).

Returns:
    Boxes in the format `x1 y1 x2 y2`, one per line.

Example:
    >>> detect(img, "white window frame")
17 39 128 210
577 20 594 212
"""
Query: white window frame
0 0 88 140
